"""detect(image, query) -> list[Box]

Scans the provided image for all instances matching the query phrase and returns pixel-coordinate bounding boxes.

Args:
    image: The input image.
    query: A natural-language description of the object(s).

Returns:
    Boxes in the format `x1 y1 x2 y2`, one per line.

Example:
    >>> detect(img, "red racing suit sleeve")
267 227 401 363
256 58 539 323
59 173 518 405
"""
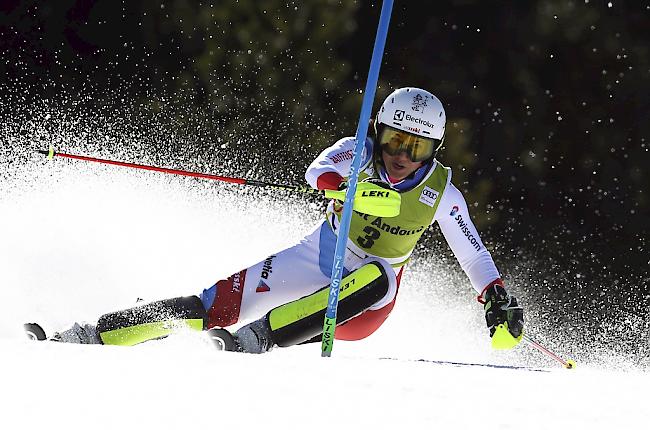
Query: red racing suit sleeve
315 172 344 190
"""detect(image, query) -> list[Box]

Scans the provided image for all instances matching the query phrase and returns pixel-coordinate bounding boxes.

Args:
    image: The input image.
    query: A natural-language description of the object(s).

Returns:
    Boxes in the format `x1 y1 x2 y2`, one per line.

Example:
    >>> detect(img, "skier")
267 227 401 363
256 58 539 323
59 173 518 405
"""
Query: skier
43 87 524 353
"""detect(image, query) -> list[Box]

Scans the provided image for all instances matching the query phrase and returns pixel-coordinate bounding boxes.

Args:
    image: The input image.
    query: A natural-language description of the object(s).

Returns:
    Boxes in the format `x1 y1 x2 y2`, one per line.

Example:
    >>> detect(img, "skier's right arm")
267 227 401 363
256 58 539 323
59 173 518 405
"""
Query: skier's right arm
305 137 372 190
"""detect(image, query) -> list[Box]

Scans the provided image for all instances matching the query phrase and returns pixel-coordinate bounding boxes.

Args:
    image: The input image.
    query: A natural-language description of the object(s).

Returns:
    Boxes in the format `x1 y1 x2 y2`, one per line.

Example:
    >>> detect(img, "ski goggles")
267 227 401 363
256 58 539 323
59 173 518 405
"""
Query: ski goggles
378 126 439 162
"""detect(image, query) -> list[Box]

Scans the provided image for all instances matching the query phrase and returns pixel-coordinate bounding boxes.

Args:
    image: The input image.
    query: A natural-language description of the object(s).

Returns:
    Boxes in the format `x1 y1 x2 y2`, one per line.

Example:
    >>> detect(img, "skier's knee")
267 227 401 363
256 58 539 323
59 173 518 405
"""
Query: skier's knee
96 296 206 346
356 257 398 309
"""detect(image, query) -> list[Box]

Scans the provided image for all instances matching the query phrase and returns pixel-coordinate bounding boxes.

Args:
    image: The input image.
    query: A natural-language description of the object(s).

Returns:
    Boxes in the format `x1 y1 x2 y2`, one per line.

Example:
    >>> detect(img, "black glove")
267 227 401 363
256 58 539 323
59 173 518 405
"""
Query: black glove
482 284 524 341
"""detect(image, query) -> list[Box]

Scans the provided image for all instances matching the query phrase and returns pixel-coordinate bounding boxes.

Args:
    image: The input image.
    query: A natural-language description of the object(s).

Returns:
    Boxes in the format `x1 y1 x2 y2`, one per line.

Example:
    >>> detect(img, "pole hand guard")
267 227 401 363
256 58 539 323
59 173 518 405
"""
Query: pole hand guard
324 180 401 218
482 284 524 350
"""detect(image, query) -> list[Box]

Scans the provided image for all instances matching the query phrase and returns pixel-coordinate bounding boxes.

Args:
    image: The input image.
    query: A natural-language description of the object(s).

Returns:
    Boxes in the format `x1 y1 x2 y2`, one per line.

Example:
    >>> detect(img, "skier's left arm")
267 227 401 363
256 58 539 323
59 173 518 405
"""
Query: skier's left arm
435 183 524 347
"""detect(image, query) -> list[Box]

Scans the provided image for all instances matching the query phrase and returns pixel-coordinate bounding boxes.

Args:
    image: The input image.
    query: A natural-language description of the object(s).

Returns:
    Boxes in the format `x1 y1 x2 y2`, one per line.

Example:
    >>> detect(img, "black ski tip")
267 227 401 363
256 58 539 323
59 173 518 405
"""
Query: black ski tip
36 149 50 156
24 323 47 341
206 328 238 352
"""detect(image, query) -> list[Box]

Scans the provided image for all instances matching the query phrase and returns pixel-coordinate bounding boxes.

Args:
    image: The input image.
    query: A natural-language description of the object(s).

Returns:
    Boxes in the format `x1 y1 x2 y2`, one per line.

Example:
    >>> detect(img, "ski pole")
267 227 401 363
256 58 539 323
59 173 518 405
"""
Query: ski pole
522 334 576 369
36 148 401 218
37 147 319 195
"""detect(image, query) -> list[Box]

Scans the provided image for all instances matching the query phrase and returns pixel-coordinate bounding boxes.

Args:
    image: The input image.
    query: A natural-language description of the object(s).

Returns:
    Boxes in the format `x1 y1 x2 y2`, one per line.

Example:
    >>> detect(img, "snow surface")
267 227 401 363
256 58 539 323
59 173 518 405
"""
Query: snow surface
1 156 648 430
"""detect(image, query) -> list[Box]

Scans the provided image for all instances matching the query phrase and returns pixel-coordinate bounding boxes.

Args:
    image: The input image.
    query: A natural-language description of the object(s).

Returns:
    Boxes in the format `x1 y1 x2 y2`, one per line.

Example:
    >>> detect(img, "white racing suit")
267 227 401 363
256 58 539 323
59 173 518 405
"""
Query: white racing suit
199 136 502 341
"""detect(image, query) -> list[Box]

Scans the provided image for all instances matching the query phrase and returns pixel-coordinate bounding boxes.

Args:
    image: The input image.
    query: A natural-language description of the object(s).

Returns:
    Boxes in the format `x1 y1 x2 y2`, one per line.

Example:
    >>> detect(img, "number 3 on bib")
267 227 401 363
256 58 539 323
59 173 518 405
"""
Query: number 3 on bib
357 226 381 248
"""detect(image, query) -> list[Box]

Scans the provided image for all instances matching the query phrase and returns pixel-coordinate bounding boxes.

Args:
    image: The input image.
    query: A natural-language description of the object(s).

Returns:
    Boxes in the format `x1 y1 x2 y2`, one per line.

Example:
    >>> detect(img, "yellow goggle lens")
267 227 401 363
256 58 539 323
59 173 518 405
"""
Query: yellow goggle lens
379 127 436 162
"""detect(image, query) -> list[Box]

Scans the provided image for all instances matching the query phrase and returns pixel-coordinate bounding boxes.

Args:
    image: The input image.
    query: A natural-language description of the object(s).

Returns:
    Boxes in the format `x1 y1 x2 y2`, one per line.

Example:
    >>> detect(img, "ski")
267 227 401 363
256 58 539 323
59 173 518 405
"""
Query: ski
23 323 548 371
378 357 550 372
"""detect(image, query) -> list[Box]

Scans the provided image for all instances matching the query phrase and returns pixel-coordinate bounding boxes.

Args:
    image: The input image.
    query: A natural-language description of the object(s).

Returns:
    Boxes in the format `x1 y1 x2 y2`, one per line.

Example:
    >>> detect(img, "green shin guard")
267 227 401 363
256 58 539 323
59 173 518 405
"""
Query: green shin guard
97 296 206 346
267 261 389 348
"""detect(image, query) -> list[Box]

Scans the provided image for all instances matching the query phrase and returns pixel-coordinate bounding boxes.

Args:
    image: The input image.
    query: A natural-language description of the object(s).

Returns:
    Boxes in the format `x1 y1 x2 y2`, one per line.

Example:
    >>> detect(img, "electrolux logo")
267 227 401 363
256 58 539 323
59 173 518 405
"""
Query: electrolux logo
393 110 405 121
405 114 434 128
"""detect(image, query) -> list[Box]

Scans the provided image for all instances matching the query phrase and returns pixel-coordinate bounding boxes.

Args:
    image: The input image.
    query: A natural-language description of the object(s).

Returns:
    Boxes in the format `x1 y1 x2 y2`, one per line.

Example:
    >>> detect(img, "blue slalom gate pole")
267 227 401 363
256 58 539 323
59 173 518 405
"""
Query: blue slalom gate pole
321 0 394 357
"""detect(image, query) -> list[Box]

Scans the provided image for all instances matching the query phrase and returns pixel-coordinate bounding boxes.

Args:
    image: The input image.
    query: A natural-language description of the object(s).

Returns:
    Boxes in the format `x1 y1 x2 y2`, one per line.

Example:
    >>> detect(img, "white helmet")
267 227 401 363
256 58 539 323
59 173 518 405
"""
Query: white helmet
374 87 446 161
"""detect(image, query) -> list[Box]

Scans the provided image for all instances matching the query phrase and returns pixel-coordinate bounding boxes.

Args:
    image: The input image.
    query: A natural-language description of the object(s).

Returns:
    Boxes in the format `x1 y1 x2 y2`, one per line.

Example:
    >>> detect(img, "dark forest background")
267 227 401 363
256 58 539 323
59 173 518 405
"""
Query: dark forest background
1 0 648 333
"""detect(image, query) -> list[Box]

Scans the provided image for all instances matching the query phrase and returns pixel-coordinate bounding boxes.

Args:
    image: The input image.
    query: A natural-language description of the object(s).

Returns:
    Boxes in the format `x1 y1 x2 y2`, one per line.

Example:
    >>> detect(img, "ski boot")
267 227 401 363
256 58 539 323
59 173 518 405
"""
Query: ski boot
52 322 103 344
207 318 274 354
24 322 102 344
